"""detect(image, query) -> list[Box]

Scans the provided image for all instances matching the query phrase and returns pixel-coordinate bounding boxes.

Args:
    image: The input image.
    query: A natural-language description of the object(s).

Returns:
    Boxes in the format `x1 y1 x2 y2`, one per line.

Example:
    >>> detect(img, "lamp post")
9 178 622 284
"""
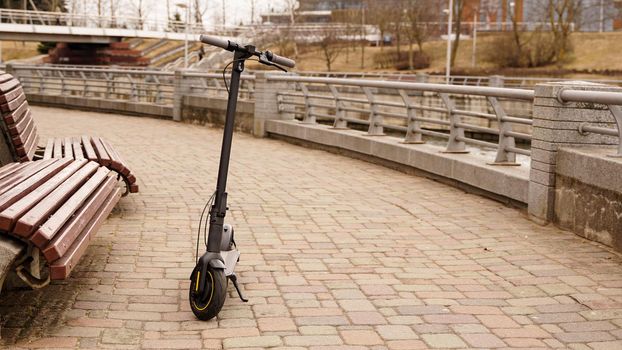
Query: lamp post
445 0 454 84
472 10 477 68
600 0 605 33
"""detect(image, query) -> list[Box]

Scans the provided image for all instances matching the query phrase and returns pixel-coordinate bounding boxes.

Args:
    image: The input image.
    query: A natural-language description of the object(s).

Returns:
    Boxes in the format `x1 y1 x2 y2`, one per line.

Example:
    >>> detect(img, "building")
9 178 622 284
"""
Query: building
261 0 364 24
475 0 621 32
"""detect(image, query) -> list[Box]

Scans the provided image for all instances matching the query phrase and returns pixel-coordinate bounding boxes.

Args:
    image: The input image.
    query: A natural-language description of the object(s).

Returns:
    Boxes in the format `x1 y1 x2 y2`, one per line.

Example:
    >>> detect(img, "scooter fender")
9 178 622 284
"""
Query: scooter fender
192 252 225 302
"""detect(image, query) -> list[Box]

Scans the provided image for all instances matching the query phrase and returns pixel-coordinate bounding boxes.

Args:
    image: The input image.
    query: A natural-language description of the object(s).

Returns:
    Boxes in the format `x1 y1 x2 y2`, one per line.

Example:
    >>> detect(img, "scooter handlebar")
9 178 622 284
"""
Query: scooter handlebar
199 35 230 50
266 51 296 68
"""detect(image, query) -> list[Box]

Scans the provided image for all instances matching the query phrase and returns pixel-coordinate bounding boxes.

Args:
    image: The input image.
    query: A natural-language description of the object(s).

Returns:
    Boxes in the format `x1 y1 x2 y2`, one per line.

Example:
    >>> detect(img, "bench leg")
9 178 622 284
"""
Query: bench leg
14 246 50 289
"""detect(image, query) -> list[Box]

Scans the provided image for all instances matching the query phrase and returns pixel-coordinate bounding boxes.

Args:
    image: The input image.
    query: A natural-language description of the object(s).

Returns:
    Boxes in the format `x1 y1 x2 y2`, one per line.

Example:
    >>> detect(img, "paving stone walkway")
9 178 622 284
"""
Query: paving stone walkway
1 106 622 349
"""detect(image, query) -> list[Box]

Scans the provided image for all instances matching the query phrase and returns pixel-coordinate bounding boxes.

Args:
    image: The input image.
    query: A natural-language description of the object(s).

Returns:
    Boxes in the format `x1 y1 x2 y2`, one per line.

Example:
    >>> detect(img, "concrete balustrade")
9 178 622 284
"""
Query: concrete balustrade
6 64 622 251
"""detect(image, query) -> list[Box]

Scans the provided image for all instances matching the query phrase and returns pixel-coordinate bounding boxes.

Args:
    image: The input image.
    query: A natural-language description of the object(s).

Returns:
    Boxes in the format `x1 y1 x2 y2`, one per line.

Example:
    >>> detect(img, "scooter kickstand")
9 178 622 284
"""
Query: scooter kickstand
229 274 249 302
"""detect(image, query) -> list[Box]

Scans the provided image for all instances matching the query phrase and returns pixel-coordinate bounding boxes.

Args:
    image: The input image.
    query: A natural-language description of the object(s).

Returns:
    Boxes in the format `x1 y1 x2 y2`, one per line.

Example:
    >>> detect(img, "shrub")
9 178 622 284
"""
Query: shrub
485 31 571 68
373 49 430 70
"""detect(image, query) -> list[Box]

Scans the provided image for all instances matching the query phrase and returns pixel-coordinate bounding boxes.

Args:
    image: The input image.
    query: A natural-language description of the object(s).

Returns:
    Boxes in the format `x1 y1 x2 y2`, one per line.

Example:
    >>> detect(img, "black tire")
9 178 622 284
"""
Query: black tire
189 265 227 321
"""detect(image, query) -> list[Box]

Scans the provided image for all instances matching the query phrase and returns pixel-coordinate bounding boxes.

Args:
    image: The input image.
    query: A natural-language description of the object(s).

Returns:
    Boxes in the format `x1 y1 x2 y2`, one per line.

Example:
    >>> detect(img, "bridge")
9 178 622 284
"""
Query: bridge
0 64 621 348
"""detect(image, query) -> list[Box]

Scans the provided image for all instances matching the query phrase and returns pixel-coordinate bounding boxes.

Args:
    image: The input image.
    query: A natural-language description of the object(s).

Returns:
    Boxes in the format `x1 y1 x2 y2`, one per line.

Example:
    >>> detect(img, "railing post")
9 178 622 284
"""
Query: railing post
299 83 316 124
79 71 88 97
608 105 622 157
489 75 504 88
173 70 187 122
253 72 292 137
59 71 66 95
487 96 518 165
529 81 622 223
153 75 162 104
127 74 137 102
415 72 429 83
104 73 112 100
328 85 347 129
399 90 424 144
36 70 45 94
363 87 384 136
439 93 468 153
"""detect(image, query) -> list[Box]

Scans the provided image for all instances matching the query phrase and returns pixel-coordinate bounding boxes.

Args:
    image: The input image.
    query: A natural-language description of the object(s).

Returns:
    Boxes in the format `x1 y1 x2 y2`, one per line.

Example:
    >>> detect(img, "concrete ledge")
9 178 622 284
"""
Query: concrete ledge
266 120 530 205
557 147 622 193
26 94 173 119
554 147 622 252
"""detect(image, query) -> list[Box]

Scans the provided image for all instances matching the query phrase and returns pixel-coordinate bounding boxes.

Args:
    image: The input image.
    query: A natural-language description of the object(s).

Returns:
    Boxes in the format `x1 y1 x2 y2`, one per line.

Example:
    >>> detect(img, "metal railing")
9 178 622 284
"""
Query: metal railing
13 65 176 104
558 89 622 157
269 75 535 165
0 8 243 35
10 65 254 107
180 71 255 101
8 65 622 158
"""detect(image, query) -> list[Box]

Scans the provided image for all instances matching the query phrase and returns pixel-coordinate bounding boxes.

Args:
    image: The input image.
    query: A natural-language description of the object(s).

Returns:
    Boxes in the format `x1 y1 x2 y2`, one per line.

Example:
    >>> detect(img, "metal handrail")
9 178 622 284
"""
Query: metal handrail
272 75 533 165
560 89 622 156
268 76 535 101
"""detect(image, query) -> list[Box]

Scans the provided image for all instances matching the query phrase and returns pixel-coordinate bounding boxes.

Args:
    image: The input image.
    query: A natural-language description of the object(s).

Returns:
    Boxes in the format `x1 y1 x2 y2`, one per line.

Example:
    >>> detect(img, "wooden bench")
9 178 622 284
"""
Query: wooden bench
0 72 139 195
0 159 121 289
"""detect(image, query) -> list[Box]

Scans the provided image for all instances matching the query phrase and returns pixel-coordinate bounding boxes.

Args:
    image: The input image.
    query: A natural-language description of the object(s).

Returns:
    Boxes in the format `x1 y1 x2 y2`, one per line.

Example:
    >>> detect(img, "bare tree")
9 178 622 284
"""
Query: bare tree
318 26 345 71
284 0 299 58
249 0 257 24
366 0 393 51
193 0 207 28
404 0 436 69
450 0 466 67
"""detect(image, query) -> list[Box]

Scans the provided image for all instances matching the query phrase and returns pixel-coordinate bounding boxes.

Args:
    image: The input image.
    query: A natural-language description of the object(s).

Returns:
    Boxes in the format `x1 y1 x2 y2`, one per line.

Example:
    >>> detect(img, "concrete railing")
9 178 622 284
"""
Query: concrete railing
5 64 622 250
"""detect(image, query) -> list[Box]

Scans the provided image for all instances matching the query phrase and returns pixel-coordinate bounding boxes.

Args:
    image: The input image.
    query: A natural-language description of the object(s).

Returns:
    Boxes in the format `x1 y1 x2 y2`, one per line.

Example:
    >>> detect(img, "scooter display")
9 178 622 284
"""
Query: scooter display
189 35 295 321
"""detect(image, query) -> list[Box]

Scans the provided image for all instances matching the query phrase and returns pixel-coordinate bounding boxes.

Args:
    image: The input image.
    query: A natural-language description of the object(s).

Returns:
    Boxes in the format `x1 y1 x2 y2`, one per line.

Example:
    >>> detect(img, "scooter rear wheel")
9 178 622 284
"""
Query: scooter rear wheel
189 265 227 321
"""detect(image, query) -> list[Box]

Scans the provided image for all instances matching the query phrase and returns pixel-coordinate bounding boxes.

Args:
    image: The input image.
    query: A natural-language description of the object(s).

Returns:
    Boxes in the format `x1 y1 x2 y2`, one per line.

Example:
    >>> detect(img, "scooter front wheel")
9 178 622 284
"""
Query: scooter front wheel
189 264 227 321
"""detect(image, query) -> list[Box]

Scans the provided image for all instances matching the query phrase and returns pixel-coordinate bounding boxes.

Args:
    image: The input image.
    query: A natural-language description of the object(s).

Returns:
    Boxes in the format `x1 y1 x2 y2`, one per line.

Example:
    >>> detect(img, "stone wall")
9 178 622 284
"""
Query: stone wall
554 147 622 251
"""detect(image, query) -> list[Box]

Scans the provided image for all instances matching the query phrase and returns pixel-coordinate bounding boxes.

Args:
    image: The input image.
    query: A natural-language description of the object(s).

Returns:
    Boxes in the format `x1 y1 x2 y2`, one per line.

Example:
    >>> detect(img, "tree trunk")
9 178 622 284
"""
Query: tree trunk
450 0 464 68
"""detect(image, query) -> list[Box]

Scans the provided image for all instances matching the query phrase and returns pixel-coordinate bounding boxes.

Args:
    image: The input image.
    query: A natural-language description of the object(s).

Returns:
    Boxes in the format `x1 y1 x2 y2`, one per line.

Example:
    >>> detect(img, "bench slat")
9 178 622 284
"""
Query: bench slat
0 159 57 197
0 85 24 105
8 109 32 137
53 138 62 158
0 93 25 114
0 77 20 95
0 162 28 181
49 187 121 280
0 73 16 85
0 160 69 213
72 138 84 160
11 113 35 147
63 137 73 159
90 137 111 167
0 160 86 233
13 161 99 238
31 166 109 248
81 136 97 161
42 174 117 261
99 138 129 176
43 138 54 160
2 100 29 124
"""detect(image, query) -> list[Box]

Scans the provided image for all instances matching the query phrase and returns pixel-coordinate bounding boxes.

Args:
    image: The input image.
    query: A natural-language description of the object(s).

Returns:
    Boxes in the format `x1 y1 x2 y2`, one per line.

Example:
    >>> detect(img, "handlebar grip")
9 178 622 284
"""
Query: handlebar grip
199 35 230 50
266 51 296 68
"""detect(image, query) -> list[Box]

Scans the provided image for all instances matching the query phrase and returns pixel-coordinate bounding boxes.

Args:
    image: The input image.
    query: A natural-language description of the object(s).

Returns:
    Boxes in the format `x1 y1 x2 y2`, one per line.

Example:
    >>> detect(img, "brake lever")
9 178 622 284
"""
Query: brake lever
258 52 288 73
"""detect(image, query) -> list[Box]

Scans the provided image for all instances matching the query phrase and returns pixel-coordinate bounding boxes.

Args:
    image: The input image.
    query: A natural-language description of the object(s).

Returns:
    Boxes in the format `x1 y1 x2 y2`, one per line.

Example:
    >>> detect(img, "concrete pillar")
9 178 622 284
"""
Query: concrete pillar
253 71 292 137
4 63 14 76
415 72 429 83
489 75 504 88
172 70 186 122
528 81 622 223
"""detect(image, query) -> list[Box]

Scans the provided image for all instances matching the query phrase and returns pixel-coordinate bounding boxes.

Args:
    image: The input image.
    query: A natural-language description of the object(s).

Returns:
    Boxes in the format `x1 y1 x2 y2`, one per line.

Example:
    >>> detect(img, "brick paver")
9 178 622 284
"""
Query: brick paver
1 106 622 349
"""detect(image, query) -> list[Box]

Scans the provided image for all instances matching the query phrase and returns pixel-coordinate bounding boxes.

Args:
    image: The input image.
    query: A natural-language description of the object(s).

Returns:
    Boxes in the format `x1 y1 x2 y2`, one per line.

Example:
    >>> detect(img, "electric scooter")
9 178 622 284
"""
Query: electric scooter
189 35 295 321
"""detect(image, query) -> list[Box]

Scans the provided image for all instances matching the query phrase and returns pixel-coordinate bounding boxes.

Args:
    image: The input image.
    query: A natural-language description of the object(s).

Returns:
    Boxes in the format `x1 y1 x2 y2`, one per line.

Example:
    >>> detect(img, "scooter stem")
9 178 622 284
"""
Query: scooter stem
206 50 248 253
